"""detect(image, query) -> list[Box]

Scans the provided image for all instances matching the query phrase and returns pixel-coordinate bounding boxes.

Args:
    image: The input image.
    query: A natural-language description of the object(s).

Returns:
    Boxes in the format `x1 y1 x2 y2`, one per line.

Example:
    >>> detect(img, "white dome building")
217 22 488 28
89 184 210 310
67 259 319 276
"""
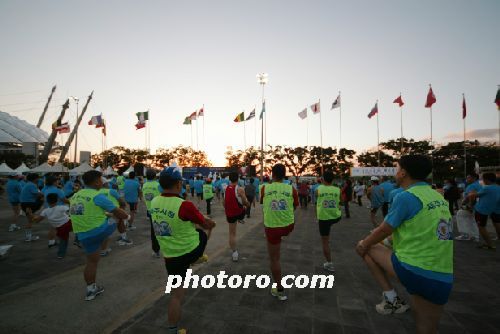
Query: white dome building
0 111 49 153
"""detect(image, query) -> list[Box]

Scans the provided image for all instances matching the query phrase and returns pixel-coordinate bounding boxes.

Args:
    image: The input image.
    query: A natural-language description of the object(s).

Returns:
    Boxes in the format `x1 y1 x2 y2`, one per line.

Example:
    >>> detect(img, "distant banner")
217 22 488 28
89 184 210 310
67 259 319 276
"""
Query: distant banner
350 167 397 177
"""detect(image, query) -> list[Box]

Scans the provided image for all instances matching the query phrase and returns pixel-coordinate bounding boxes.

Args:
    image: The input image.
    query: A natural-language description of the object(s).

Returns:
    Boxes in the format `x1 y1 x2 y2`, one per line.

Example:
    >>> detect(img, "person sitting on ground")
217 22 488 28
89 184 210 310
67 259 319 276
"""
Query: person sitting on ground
356 155 453 334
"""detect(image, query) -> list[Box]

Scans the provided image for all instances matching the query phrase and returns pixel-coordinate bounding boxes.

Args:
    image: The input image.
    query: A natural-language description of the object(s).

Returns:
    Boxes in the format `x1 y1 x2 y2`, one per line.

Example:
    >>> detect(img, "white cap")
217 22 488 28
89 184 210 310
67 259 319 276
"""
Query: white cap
370 176 379 181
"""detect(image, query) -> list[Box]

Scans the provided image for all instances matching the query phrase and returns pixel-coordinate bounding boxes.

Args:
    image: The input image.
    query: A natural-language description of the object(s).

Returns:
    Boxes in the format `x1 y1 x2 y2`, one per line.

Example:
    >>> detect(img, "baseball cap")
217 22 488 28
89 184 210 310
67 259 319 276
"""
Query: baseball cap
160 166 183 181
370 176 379 181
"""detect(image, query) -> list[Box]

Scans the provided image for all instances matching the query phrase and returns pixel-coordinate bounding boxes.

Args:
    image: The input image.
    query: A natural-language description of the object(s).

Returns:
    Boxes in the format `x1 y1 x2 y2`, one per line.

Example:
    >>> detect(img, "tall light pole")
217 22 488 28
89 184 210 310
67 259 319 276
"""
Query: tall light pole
70 96 79 164
257 73 268 182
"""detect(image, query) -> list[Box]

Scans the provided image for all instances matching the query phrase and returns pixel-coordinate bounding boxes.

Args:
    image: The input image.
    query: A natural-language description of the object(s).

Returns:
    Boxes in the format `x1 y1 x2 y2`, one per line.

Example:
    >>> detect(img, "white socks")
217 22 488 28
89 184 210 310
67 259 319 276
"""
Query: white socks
383 289 397 303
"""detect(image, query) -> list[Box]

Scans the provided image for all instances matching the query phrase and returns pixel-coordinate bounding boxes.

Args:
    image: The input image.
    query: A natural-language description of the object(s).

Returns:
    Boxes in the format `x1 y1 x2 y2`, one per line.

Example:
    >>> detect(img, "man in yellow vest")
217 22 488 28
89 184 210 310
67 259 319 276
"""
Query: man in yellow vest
150 167 216 334
203 178 215 216
260 163 299 301
356 155 453 333
315 170 341 272
142 169 162 257
70 170 129 301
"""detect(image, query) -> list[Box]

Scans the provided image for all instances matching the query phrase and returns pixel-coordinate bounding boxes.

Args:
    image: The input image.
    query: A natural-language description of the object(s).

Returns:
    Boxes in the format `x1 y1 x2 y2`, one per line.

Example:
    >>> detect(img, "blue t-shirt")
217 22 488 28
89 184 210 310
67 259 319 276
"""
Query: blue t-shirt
388 187 404 206
63 180 74 197
475 184 500 215
194 179 204 193
370 184 384 208
20 182 41 203
6 179 22 203
381 181 396 203
253 179 260 193
464 181 482 196
41 185 66 207
124 179 141 203
76 192 117 239
385 182 452 283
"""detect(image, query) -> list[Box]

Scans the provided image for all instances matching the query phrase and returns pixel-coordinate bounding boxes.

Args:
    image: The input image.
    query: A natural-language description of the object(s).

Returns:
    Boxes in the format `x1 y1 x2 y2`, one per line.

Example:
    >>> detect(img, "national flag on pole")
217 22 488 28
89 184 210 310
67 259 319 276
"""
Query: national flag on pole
425 86 436 108
298 108 307 120
234 112 245 123
393 95 404 107
189 111 197 121
198 107 204 117
55 123 70 134
136 111 149 122
331 95 341 110
310 101 320 114
246 109 255 121
135 121 146 130
101 120 107 136
368 102 378 119
495 86 500 110
88 115 103 126
259 100 266 120
183 116 192 125
462 95 467 119
52 119 62 129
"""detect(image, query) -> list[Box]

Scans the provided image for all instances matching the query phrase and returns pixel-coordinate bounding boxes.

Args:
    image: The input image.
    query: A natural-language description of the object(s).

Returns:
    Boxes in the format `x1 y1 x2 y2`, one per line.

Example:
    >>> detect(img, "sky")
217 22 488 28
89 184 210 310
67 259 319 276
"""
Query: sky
1 0 499 166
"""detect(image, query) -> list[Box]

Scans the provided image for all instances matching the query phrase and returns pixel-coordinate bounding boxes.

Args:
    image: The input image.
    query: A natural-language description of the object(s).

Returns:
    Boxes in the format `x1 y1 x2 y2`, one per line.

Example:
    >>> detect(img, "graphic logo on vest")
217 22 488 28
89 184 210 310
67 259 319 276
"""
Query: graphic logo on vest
270 199 288 211
154 221 172 237
70 203 84 215
322 200 337 208
144 193 155 201
436 219 453 240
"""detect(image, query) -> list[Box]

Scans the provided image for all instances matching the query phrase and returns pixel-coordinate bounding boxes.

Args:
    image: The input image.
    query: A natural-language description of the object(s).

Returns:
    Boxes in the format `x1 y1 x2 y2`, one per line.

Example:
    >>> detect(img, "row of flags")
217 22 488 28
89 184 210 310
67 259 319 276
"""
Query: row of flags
88 114 107 135
233 101 266 123
183 107 204 125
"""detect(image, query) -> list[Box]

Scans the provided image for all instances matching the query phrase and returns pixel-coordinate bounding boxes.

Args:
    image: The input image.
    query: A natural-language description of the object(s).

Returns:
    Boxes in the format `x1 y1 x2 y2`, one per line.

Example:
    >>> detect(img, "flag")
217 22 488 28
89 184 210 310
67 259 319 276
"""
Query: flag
136 111 149 122
495 86 500 110
259 100 266 120
198 107 204 117
102 120 107 136
462 95 467 119
183 116 192 125
234 112 245 122
331 95 341 109
189 111 197 121
55 123 70 134
393 95 404 107
135 121 146 130
368 102 378 119
246 109 255 121
298 108 307 120
88 115 103 126
52 119 62 129
425 86 436 108
310 101 320 114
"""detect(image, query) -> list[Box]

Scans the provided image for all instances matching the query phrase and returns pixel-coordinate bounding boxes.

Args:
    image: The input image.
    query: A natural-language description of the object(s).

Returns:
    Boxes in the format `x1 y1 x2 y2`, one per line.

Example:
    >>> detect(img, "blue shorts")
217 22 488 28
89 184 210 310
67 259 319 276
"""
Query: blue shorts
391 253 452 305
79 223 116 254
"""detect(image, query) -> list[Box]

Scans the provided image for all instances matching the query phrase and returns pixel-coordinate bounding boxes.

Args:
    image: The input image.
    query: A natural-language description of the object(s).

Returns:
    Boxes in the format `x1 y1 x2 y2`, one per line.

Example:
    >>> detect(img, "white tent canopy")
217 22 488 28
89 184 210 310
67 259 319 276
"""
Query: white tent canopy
95 166 103 172
103 166 117 176
0 163 14 175
15 163 30 173
69 163 93 176
30 162 56 173
51 162 69 173
123 165 134 177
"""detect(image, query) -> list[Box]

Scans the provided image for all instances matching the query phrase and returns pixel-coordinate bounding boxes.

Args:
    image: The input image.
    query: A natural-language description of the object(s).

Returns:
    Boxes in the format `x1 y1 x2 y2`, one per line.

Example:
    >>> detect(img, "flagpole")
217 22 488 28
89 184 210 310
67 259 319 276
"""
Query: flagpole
254 105 257 148
306 115 309 147
400 94 403 155
202 105 205 151
243 111 247 150
190 123 193 148
430 105 434 183
319 99 324 174
196 115 199 150
463 93 466 179
377 100 380 166
339 91 342 149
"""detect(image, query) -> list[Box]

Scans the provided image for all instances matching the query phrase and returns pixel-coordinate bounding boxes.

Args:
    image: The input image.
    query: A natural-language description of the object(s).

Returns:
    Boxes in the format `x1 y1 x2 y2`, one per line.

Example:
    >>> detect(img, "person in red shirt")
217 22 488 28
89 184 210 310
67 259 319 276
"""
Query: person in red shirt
298 181 310 208
223 172 250 262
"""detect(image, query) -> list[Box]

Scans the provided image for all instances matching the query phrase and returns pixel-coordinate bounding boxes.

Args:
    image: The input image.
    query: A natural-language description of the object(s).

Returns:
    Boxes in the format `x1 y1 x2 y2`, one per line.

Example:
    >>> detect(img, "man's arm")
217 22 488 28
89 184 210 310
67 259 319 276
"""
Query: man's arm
356 222 393 257
238 187 250 207
292 188 299 210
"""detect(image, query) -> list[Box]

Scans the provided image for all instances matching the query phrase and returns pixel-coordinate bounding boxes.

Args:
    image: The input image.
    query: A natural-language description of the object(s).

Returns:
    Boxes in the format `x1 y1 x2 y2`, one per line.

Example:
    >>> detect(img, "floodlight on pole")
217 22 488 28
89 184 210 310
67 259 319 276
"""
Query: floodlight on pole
257 73 268 182
69 96 80 164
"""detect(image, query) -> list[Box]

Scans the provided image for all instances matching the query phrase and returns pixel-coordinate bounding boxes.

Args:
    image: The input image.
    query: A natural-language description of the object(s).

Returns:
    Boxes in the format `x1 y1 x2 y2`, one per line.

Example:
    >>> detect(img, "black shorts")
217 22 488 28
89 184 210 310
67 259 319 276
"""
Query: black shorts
475 212 500 227
318 218 341 236
382 202 389 217
164 229 208 278
370 207 380 214
226 212 246 224
196 192 203 200
128 202 138 211
21 202 42 214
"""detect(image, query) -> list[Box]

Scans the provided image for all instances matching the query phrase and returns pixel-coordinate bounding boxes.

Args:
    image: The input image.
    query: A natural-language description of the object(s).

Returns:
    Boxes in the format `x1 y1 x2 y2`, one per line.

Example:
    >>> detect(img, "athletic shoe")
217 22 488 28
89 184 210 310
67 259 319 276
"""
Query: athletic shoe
476 243 496 250
118 238 133 246
454 234 471 241
48 241 58 248
100 248 112 257
152 251 161 258
85 285 104 301
128 225 137 231
492 236 499 241
25 235 40 242
8 225 20 232
271 287 288 301
0 245 13 258
73 240 82 248
375 295 410 315
238 219 246 224
232 250 239 262
193 254 209 265
323 262 335 272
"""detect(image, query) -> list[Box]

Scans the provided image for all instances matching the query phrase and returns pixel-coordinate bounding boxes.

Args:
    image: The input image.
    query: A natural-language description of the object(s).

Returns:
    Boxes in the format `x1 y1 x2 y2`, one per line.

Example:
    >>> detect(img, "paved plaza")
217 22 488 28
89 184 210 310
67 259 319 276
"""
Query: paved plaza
0 193 499 334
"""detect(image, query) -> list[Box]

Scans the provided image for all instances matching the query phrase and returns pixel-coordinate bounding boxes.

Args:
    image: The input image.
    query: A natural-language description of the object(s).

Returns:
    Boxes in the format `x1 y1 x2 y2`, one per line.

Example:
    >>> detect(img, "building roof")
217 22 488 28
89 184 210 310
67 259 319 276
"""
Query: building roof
0 111 49 143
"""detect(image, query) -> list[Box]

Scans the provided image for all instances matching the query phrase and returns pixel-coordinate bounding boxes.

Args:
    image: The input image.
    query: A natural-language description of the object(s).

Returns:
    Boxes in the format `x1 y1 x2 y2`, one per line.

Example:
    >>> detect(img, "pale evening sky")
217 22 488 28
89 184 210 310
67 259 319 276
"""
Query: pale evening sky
0 0 499 166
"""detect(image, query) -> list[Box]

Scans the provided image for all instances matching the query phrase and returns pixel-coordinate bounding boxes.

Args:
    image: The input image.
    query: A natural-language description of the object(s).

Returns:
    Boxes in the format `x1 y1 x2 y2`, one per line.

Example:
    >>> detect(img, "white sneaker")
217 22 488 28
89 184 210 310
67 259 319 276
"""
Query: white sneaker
118 238 133 246
232 250 239 262
25 235 40 242
100 248 112 256
152 251 161 258
85 285 104 301
454 234 471 241
375 295 410 315
323 262 335 272
8 225 20 232
128 225 137 231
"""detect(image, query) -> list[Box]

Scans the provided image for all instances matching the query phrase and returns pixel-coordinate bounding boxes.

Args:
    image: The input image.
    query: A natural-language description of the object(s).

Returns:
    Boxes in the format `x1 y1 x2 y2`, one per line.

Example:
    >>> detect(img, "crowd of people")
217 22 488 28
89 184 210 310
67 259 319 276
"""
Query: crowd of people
2 155 499 334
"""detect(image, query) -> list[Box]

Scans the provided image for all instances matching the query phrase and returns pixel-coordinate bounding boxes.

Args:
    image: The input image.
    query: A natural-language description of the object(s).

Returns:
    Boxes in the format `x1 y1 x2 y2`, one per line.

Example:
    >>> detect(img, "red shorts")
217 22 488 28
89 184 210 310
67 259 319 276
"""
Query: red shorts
56 220 73 241
265 224 295 245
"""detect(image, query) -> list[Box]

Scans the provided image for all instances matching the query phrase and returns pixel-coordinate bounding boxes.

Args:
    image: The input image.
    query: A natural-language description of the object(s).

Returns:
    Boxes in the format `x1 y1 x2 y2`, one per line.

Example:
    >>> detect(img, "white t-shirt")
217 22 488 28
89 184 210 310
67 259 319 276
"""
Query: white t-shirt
40 205 70 228
354 184 365 197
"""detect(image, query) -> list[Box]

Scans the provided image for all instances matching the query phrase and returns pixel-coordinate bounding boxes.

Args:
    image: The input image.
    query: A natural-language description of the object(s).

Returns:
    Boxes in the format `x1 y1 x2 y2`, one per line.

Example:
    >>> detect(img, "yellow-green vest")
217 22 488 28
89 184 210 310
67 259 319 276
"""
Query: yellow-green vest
316 185 341 220
70 189 108 233
263 182 294 228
